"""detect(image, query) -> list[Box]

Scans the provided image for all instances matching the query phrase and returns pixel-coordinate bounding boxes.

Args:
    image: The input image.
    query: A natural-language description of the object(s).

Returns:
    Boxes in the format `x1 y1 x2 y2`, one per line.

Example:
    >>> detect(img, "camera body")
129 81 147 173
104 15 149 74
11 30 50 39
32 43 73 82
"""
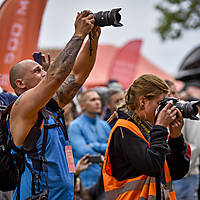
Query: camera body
93 8 123 27
158 97 200 120
87 154 103 164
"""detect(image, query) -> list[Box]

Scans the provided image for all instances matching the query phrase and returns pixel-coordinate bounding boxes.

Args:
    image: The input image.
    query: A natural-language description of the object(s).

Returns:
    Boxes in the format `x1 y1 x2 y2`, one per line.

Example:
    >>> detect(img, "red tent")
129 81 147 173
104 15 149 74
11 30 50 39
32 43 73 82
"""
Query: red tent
84 44 119 88
85 39 183 90
41 39 183 90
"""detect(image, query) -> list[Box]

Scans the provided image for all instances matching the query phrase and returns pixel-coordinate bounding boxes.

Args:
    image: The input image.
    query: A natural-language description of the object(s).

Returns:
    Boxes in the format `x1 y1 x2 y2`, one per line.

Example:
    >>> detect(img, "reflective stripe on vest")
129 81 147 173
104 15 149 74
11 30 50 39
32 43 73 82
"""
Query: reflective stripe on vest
103 119 176 200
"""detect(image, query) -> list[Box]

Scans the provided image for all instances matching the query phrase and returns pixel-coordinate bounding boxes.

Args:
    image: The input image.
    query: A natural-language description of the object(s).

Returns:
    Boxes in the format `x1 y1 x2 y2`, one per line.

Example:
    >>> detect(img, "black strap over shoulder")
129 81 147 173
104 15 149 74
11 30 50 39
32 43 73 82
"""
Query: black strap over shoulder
45 98 69 141
21 108 49 199
12 98 68 199
23 112 44 154
24 99 68 199
44 108 68 141
41 111 49 196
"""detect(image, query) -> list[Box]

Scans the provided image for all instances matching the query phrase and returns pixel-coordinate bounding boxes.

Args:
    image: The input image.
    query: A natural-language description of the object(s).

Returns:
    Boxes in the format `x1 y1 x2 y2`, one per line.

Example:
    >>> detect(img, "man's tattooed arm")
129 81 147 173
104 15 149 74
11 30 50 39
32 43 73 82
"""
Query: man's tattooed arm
56 74 81 107
55 27 101 108
45 36 84 84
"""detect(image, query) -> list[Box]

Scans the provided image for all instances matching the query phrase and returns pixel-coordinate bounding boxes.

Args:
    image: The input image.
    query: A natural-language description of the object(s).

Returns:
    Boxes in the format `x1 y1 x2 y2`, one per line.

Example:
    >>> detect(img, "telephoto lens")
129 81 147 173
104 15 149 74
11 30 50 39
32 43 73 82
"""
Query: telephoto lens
93 8 123 27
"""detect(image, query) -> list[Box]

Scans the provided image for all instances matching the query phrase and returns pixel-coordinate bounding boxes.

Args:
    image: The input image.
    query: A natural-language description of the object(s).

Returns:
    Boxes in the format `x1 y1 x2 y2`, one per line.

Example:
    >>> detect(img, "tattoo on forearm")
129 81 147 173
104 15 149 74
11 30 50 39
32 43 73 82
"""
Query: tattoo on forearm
45 36 83 83
57 74 81 105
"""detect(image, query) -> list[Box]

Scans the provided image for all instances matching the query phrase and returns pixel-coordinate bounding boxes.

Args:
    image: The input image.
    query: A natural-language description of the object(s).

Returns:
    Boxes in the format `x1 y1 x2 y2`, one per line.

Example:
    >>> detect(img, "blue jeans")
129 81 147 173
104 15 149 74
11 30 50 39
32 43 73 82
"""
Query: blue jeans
173 174 199 200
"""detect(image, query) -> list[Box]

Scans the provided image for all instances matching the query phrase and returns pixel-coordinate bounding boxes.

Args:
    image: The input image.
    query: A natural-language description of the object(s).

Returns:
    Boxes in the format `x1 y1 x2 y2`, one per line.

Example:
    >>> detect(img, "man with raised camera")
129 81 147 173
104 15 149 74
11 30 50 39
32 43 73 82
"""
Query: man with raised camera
8 10 101 200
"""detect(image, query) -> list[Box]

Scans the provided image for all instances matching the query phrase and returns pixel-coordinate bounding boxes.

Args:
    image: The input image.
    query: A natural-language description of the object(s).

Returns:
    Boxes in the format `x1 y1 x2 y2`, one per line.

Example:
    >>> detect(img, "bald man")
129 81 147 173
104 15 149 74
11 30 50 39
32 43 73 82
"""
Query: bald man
8 11 101 200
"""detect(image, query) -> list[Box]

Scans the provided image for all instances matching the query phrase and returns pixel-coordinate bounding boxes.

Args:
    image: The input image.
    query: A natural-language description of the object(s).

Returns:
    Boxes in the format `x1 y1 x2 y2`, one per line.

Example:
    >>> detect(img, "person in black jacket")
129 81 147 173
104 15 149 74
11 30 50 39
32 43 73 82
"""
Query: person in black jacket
103 74 190 200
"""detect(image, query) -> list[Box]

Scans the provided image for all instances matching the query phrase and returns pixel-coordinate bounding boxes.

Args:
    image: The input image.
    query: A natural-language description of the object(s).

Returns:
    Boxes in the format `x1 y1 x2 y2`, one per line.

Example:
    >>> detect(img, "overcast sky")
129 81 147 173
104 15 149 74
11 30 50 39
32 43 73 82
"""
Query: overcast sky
1 0 200 76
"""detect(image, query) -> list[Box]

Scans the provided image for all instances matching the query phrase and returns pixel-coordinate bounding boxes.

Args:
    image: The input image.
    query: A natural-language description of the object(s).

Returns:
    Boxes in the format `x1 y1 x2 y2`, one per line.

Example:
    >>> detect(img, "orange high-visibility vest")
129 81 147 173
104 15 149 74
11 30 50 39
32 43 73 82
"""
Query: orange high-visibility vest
103 119 176 200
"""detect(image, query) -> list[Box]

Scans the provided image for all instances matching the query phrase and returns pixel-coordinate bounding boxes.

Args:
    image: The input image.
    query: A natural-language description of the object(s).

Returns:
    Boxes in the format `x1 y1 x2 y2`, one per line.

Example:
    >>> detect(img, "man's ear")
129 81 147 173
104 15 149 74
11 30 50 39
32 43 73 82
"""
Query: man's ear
15 79 26 89
79 102 86 112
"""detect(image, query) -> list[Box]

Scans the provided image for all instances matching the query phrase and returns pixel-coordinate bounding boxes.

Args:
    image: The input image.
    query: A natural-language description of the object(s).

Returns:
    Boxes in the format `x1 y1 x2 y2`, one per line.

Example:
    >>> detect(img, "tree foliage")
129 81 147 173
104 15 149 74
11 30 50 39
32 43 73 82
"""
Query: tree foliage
155 0 200 40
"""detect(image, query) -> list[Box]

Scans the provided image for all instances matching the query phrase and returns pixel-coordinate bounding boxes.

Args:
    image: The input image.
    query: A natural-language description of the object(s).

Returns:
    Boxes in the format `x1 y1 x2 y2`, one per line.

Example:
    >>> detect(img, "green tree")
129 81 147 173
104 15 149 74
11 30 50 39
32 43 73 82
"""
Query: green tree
156 0 200 40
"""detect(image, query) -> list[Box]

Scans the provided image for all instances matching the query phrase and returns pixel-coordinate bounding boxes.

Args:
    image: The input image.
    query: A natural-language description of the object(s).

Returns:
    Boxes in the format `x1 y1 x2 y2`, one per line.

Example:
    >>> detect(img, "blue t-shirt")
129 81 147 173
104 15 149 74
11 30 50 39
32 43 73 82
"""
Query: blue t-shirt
68 113 111 187
11 108 74 200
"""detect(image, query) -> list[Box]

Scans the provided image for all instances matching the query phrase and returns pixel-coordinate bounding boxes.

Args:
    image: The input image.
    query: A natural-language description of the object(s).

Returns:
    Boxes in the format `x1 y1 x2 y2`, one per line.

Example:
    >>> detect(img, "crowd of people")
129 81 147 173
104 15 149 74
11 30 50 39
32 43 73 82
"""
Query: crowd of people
0 8 200 200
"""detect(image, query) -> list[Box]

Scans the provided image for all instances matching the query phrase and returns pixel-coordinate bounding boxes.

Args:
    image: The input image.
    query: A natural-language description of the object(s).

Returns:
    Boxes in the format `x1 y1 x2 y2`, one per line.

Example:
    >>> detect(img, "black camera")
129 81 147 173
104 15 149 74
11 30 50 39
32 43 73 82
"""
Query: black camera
93 8 123 27
158 97 200 120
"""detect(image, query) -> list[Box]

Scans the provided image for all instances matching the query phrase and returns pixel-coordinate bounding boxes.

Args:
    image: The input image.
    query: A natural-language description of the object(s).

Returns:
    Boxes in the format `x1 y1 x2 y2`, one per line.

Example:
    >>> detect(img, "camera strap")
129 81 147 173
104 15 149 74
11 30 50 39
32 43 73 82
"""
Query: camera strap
89 32 93 56
127 110 151 141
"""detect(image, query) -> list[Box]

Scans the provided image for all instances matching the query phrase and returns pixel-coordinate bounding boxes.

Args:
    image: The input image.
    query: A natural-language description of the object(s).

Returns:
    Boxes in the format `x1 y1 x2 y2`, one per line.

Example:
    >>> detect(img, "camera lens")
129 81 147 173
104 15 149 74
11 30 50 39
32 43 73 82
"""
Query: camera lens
176 101 199 120
93 8 123 27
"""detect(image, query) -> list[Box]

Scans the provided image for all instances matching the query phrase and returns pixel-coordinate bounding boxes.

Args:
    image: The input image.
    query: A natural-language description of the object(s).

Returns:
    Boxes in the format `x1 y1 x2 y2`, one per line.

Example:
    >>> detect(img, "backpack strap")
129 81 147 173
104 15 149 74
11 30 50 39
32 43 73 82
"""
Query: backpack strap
40 109 49 195
45 108 69 141
24 157 44 196
46 98 69 141
22 104 67 197
25 108 49 196
16 168 21 200
16 152 25 200
34 107 68 196
26 106 63 196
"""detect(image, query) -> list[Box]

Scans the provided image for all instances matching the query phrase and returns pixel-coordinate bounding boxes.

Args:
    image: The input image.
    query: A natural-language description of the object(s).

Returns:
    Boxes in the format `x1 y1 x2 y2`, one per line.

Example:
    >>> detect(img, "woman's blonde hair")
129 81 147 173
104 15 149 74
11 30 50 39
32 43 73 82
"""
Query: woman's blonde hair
119 74 169 111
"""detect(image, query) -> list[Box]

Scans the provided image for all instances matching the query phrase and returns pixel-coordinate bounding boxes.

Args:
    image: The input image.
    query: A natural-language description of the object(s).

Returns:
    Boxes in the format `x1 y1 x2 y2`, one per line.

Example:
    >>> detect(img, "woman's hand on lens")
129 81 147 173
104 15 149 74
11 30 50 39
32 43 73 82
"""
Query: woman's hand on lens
169 109 183 138
155 101 177 128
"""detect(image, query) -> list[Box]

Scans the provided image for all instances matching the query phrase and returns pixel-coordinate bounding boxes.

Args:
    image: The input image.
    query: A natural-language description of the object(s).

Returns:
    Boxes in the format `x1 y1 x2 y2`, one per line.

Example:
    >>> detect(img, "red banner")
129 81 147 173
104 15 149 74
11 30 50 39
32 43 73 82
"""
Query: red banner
108 40 142 89
0 0 47 91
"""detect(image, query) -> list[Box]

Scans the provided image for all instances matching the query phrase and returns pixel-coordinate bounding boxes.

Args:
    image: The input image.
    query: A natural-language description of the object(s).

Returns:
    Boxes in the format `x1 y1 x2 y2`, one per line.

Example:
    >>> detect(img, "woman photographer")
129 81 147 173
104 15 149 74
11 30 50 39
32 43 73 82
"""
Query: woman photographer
103 74 190 200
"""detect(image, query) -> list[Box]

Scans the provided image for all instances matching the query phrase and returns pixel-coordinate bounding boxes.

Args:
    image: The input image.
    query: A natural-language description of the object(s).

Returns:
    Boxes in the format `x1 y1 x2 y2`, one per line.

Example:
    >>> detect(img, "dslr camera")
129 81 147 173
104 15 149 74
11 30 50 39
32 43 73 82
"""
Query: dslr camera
93 8 123 27
158 97 200 120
